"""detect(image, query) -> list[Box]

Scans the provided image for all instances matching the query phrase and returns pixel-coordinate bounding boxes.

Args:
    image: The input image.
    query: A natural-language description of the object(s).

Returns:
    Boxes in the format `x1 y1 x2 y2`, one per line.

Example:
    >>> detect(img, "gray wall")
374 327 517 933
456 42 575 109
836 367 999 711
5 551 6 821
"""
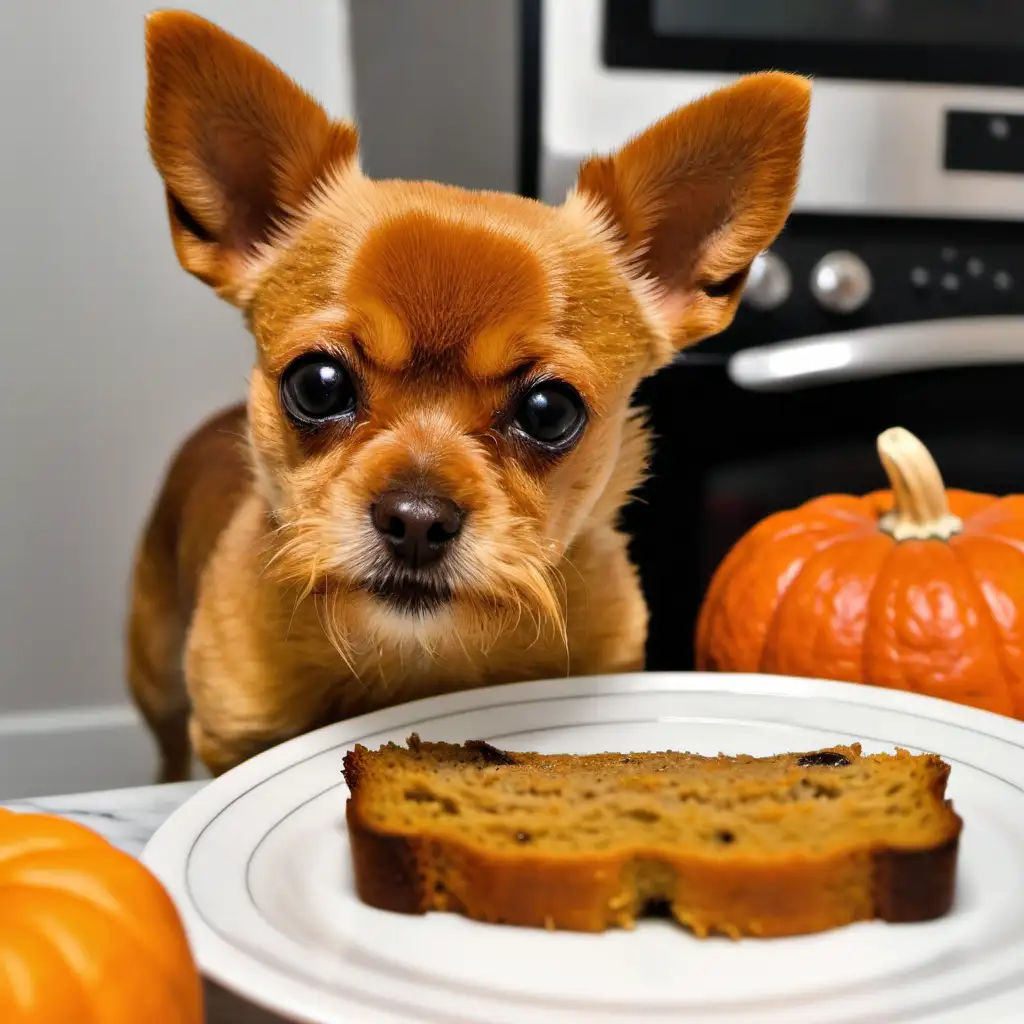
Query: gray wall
0 0 353 795
349 0 520 191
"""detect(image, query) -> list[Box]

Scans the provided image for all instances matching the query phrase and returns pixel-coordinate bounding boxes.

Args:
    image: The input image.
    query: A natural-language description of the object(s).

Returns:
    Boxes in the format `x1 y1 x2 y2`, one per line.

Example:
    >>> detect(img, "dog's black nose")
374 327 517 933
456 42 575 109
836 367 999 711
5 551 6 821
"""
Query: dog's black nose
371 490 463 570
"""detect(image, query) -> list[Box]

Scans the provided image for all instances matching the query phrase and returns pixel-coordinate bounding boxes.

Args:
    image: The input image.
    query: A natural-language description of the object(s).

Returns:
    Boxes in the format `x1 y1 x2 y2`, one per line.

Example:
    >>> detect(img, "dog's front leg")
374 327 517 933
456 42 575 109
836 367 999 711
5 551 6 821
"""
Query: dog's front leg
187 717 265 777
184 611 342 776
183 604 347 776
187 713 329 777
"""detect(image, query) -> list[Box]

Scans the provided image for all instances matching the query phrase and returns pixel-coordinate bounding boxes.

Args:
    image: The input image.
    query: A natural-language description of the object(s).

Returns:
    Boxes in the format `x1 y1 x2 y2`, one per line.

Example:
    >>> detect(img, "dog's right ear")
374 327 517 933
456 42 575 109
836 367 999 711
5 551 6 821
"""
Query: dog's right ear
144 11 358 304
571 72 809 352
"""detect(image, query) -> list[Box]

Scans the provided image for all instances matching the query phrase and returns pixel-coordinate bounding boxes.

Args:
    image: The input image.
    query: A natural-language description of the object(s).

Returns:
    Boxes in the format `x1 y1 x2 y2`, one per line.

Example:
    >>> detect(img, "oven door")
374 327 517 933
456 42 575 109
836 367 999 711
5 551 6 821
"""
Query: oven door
625 325 1024 671
604 0 1024 86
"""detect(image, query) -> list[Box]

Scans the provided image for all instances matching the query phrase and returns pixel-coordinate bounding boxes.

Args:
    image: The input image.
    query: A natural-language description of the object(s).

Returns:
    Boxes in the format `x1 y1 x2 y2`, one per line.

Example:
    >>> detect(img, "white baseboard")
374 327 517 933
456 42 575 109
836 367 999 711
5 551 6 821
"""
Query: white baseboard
0 703 162 800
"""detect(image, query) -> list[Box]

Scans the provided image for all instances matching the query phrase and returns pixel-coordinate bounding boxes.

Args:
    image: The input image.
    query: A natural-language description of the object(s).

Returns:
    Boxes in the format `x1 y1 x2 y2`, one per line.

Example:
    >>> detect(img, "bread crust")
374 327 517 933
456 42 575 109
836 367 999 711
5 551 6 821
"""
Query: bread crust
344 746 961 938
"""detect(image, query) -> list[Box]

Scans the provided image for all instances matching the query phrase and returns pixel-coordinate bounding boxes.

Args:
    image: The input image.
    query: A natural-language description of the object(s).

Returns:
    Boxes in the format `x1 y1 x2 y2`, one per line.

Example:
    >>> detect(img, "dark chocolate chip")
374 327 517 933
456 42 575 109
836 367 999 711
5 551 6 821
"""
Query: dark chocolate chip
625 808 660 823
801 779 840 799
796 751 851 768
404 788 438 803
403 788 459 814
466 740 518 765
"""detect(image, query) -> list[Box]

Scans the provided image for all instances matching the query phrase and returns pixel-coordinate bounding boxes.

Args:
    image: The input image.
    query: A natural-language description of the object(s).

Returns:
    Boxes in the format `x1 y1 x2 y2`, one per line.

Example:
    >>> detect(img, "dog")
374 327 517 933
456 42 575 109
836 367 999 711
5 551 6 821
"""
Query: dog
127 10 809 781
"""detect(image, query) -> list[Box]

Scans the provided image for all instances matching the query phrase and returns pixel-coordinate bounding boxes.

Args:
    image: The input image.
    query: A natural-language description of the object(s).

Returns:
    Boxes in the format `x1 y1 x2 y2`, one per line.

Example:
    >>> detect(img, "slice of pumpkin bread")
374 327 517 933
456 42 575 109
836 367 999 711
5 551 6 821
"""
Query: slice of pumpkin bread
343 737 961 938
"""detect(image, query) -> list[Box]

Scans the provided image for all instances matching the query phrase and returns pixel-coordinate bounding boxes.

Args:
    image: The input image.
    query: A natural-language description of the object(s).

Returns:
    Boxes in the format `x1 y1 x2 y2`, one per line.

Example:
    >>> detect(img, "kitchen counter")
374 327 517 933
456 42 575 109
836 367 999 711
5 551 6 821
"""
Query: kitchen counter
2 779 207 855
2 780 287 1023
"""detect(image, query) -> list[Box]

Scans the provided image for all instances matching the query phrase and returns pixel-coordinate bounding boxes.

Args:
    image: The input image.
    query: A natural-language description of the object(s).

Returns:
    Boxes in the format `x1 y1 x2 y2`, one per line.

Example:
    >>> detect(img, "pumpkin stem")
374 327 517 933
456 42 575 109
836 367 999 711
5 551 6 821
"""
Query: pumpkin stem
877 427 963 541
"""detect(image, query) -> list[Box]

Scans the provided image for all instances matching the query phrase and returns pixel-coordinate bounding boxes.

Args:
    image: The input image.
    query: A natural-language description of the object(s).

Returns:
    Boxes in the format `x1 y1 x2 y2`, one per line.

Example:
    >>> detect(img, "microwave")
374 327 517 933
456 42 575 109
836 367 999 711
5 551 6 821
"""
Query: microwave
533 0 1024 670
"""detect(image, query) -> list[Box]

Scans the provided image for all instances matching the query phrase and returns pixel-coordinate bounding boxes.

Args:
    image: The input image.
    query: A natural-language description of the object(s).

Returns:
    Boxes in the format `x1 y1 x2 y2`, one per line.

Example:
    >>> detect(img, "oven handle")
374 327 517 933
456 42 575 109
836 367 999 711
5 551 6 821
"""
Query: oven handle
727 315 1024 392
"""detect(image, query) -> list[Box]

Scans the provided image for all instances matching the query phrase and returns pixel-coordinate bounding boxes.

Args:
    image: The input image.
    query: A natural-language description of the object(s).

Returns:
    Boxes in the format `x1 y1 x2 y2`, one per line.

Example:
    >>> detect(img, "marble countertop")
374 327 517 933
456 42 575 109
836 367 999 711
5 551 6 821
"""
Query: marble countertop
2 780 208 856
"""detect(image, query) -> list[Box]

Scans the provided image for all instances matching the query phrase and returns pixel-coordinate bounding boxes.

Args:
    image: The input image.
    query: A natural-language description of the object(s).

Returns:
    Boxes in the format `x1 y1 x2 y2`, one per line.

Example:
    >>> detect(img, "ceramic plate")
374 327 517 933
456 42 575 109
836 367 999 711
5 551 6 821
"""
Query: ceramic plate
143 672 1024 1023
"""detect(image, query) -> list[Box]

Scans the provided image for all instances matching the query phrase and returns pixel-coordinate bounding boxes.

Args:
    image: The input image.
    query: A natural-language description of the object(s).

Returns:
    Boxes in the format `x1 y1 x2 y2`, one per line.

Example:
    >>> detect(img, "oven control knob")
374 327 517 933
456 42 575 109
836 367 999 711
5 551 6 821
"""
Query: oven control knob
742 250 791 311
811 250 874 314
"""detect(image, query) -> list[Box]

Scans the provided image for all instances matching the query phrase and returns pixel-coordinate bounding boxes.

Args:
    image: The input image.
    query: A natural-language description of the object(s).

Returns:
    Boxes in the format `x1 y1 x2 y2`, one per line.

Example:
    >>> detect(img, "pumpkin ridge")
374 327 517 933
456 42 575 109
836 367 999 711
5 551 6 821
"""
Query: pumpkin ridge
761 533 892 679
948 540 1015 712
0 813 109 866
860 536 916 699
812 507 881 530
951 532 1024 718
969 529 1024 558
711 525 857 672
954 494 1022 530
8 873 150 922
696 511 832 666
699 503 879 672
7 847 200 1009
12 871 195 987
757 531 875 674
0 916 101 1024
0 840 106 874
863 538 1015 714
8 884 197 1020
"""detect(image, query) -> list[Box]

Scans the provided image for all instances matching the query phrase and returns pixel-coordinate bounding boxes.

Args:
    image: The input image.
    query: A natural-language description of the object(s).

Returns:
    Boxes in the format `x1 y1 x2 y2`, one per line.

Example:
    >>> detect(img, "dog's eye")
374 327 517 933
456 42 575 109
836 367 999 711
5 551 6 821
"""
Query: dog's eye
280 355 356 425
513 381 586 448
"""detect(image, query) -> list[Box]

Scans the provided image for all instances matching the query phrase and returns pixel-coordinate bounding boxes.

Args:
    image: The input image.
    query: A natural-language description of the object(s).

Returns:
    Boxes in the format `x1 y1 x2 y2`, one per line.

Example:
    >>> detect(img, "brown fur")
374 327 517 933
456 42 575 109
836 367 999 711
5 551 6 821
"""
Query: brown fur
128 11 810 780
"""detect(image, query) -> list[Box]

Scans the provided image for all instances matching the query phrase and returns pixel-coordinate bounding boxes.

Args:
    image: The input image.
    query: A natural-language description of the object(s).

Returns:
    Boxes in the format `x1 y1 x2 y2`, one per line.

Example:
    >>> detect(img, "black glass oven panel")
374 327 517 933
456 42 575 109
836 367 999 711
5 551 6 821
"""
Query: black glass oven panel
624 362 1024 671
694 214 1024 358
605 0 1024 87
653 1 1024 49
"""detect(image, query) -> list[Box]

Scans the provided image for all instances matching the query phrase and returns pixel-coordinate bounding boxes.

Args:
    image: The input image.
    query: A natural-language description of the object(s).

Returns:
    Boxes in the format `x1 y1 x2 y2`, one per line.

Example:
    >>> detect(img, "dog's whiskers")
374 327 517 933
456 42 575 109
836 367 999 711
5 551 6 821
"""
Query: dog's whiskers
314 587 364 690
258 498 573 682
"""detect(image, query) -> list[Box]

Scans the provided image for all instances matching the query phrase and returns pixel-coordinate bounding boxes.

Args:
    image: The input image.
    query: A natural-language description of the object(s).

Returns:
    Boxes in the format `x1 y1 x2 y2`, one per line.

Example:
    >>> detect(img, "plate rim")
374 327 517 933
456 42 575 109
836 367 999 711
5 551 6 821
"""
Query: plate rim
142 671 1024 1023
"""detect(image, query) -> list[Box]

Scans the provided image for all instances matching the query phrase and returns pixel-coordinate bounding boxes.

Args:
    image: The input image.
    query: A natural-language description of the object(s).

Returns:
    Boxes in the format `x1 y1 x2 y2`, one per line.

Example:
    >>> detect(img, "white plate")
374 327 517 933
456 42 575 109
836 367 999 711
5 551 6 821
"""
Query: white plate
143 672 1024 1024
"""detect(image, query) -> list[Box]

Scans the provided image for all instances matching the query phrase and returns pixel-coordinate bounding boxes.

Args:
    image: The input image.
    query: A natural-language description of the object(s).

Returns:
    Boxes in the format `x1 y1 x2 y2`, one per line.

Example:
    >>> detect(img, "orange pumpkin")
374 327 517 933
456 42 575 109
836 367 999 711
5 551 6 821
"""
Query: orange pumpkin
0 808 203 1023
696 426 1024 717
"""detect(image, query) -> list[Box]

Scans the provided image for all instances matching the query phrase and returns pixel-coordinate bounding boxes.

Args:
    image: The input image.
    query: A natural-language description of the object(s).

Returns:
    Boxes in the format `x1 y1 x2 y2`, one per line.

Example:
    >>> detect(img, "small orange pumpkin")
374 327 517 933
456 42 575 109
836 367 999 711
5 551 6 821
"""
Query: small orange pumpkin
0 808 203 1023
696 426 1024 717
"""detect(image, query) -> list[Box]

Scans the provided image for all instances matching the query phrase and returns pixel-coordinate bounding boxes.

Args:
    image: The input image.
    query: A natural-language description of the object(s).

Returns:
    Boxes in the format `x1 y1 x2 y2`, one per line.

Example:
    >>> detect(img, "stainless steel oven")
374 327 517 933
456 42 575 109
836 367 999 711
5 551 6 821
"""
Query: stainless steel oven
536 1 1024 669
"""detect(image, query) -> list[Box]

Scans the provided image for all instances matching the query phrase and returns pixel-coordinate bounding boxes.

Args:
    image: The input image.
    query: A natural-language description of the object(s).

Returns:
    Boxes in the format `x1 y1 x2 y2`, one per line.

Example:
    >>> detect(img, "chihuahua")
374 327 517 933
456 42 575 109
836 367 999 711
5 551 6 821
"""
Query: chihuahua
128 10 809 781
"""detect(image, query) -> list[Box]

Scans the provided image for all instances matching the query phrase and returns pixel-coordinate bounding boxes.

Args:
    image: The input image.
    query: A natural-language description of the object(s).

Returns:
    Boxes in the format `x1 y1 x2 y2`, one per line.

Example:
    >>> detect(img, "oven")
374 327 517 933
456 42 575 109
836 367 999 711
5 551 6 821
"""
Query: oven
536 0 1024 670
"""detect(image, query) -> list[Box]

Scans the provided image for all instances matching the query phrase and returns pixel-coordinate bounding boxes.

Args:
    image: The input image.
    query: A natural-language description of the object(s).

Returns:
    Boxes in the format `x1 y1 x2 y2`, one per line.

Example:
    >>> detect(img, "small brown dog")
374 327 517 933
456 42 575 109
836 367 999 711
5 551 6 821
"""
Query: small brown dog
128 10 809 781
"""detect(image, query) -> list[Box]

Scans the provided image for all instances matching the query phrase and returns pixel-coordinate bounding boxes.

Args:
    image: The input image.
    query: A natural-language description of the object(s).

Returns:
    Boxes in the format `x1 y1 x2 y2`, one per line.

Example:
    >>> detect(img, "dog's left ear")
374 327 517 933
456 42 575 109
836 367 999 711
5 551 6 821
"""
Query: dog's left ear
573 72 810 349
144 10 359 304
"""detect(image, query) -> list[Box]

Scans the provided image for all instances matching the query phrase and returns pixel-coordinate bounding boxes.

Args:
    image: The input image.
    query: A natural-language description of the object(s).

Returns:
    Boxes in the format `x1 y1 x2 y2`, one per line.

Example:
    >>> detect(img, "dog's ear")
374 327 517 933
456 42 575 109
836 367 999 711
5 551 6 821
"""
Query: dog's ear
144 11 358 303
573 72 810 349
